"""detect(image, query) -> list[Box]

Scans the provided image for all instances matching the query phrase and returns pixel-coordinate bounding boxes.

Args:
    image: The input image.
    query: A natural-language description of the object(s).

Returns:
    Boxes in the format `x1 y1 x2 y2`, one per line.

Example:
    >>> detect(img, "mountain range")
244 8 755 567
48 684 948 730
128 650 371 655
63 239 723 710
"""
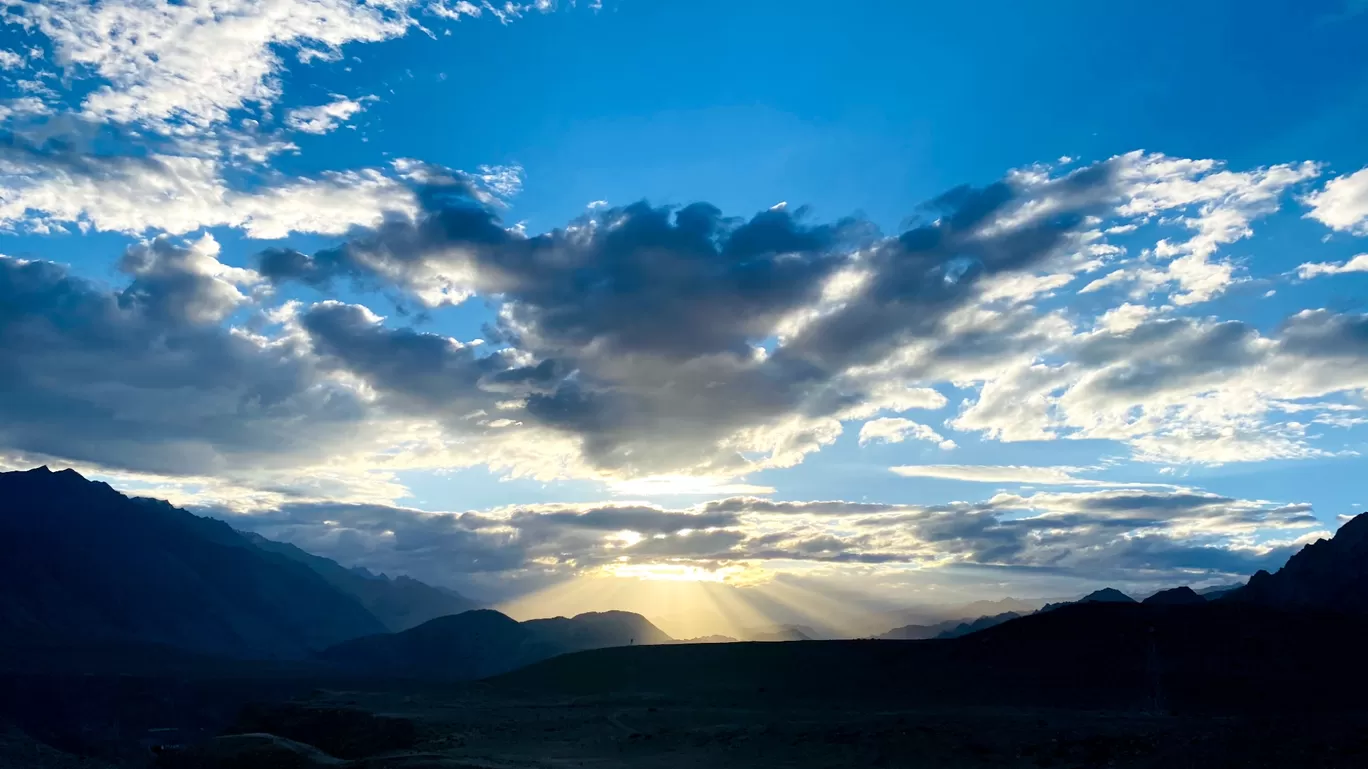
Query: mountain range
242 533 477 632
1226 513 1368 613
0 467 480 660
5 464 1368 682
0 467 385 659
0 466 679 680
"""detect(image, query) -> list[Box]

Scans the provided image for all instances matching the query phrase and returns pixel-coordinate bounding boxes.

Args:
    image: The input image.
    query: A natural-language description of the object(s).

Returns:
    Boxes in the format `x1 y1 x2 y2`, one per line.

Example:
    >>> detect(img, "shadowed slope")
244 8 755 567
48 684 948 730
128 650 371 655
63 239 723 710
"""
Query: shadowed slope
243 533 478 632
319 609 672 680
0 467 384 659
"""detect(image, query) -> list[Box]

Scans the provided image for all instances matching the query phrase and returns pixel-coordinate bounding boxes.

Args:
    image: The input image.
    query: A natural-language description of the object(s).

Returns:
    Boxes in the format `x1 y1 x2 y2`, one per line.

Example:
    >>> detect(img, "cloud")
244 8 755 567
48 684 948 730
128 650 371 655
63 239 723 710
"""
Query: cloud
209 485 1322 598
0 148 1363 518
256 158 1127 479
5 0 412 131
1081 153 1320 305
1305 166 1368 235
0 246 383 479
0 138 419 237
954 309 1368 464
859 418 956 449
1296 253 1368 279
285 95 374 135
889 464 1089 484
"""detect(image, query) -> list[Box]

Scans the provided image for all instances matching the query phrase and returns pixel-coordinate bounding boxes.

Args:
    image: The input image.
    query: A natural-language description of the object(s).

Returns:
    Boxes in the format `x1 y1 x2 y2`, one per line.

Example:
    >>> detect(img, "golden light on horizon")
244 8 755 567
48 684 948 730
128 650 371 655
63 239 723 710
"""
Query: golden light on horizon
495 560 887 640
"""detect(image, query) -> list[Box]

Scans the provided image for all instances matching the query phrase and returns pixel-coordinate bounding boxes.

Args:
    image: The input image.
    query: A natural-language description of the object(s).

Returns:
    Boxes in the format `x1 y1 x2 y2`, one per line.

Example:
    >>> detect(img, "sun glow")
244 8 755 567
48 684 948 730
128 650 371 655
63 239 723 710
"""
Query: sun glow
602 562 750 583
495 560 894 641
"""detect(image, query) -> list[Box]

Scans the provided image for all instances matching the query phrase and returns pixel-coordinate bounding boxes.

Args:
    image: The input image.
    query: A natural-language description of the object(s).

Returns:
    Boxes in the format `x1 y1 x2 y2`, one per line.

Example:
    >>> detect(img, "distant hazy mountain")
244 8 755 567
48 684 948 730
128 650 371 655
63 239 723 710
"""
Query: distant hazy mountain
242 533 478 632
1196 582 1244 599
670 635 740 644
877 618 968 640
318 609 672 679
879 611 1022 640
934 611 1023 638
740 624 818 642
1227 512 1368 613
872 597 1047 635
0 467 385 659
1142 586 1206 605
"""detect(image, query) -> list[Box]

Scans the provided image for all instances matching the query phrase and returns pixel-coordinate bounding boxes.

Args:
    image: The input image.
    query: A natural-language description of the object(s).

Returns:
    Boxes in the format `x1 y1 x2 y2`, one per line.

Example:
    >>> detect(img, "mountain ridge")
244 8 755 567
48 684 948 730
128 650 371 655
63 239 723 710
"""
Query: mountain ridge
0 466 386 659
318 608 672 680
241 532 478 632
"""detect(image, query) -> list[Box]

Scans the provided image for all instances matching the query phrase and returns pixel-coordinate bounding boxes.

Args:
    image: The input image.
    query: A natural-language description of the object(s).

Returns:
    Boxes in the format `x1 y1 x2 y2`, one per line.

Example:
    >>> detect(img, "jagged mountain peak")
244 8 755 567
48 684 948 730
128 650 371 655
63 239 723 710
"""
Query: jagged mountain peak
1228 512 1368 613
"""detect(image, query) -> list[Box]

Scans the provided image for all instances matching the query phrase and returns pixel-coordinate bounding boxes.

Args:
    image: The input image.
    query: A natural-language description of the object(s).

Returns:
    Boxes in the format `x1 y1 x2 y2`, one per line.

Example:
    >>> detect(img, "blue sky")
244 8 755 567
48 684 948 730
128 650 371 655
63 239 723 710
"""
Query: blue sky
3 0 1368 624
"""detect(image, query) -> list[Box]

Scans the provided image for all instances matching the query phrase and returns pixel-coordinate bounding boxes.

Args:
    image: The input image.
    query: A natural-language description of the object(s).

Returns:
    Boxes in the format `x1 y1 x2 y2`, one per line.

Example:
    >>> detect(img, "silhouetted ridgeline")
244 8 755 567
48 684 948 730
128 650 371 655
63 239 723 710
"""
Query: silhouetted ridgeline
0 467 384 660
1225 512 1368 612
243 532 478 632
317 608 672 679
491 511 1368 713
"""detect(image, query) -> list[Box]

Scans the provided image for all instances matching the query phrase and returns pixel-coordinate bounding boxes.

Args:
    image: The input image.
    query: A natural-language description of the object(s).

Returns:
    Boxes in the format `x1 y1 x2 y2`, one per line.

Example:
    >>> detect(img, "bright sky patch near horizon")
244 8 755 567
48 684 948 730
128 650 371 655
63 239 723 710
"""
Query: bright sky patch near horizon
2 0 1368 627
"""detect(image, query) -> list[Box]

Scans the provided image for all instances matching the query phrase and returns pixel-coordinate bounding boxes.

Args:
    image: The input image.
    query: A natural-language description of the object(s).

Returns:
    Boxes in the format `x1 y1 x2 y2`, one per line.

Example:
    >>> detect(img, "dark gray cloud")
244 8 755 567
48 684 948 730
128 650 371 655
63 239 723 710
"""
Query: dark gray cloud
0 251 366 476
210 487 1320 600
262 161 1128 478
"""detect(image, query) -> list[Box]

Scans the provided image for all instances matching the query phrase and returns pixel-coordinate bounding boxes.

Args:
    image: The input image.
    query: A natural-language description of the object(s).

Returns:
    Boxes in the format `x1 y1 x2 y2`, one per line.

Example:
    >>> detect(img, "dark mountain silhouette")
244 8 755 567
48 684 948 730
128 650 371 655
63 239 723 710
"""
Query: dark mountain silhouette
317 609 672 679
1226 512 1368 613
1040 587 1136 612
0 467 384 659
242 533 478 632
523 609 672 649
878 618 968 640
1142 586 1206 605
934 611 1022 638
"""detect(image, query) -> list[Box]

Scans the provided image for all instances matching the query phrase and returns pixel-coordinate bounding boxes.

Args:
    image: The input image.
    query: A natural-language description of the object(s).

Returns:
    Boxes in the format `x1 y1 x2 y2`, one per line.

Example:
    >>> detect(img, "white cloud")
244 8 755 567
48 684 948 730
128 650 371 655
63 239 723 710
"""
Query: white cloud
429 0 557 23
285 94 374 134
1095 302 1155 334
888 464 1175 488
859 418 956 450
1296 253 1368 279
889 464 1088 484
0 153 418 238
955 309 1368 466
8 0 416 131
1305 166 1368 235
1082 153 1320 305
0 49 24 69
473 163 525 200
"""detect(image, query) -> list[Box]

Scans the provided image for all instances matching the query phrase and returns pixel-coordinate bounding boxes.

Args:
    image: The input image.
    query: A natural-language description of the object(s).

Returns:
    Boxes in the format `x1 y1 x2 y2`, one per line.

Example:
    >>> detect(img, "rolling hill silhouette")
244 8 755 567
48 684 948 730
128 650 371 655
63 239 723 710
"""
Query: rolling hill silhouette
1143 586 1206 605
318 609 671 679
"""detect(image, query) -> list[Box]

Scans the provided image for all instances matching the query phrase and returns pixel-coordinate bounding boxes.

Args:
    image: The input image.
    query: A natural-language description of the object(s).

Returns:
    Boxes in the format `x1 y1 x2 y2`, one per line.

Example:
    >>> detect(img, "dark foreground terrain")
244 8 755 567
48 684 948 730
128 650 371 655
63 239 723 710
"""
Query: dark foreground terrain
153 686 1368 769
10 602 1368 768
